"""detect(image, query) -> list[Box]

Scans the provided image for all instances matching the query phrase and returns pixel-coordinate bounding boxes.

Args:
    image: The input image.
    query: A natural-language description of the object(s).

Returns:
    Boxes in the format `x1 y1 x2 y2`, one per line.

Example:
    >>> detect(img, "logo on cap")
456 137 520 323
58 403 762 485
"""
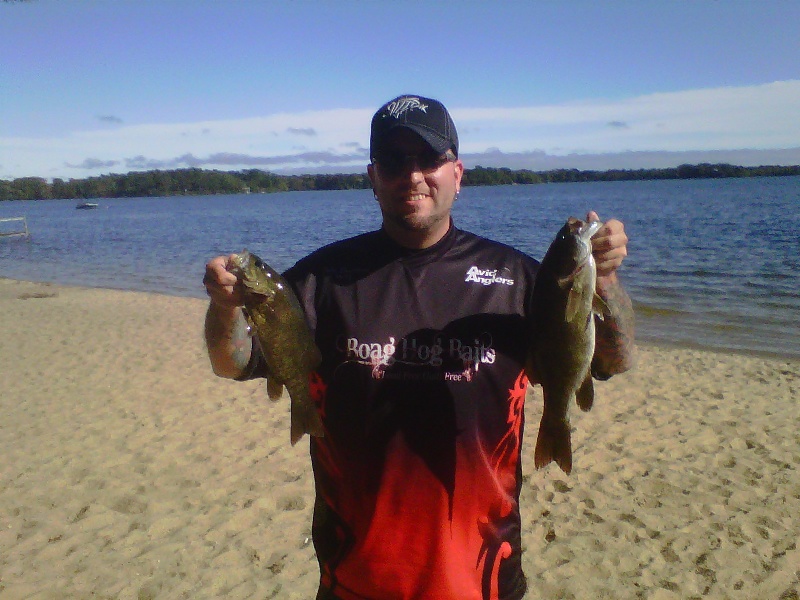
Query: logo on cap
385 97 428 119
371 94 458 157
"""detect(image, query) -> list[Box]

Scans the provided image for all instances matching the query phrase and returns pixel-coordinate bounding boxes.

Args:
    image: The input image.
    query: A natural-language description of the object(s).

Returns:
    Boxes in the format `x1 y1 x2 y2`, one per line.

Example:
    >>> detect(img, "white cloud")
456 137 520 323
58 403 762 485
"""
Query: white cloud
1 81 798 179
453 81 800 155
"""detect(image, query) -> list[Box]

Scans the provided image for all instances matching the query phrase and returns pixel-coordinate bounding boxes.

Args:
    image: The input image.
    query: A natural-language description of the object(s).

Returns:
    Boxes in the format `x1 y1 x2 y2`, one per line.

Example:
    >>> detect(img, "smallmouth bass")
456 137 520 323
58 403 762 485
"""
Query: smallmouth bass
228 249 325 445
527 218 610 474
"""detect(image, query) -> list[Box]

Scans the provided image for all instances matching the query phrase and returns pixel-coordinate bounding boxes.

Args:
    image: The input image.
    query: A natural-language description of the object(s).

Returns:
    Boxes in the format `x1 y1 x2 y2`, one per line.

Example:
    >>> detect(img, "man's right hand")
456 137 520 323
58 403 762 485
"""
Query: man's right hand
203 254 254 379
203 254 245 308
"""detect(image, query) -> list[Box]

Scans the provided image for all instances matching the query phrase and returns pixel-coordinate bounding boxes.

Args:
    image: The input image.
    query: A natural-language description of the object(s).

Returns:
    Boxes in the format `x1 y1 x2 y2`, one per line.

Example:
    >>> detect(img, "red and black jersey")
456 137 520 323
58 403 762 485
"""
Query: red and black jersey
246 223 539 600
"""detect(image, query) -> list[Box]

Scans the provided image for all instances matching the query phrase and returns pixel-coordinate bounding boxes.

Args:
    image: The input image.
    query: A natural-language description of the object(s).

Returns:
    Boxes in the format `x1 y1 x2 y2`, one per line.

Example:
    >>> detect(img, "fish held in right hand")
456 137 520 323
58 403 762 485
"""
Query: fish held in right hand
227 249 325 445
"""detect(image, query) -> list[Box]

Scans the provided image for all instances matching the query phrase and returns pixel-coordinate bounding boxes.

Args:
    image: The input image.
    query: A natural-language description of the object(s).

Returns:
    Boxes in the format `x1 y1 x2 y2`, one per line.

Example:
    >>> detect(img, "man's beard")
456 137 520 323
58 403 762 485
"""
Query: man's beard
386 210 447 233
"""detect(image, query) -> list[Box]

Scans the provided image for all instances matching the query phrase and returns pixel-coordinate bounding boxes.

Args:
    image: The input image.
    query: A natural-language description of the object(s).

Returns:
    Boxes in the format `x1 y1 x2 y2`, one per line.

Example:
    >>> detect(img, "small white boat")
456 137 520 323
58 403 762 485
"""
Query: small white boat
75 202 99 210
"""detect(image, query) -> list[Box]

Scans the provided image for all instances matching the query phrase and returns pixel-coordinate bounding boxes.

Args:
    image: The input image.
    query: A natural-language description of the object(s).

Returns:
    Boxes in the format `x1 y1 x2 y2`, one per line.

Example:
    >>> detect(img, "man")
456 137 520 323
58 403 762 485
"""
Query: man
204 95 634 599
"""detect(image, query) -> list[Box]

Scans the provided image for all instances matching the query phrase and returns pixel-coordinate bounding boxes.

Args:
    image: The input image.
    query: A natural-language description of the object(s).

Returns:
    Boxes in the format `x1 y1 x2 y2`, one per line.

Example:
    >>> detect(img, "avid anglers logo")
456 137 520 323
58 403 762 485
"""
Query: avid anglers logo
465 266 515 286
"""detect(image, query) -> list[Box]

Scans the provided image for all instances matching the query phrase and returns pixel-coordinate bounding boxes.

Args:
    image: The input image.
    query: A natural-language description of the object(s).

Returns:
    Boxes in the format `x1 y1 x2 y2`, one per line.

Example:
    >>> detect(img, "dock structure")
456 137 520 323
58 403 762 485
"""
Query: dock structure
0 217 30 239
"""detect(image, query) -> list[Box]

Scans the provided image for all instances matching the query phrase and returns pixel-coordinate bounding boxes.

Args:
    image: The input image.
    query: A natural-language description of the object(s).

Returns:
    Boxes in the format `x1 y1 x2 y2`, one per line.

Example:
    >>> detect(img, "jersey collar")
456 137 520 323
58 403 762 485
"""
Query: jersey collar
378 219 458 266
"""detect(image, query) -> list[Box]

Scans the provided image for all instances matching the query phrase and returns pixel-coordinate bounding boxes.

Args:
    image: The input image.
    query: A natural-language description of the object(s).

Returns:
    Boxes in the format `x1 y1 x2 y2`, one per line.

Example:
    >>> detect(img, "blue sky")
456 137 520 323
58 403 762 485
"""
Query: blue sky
2 0 799 180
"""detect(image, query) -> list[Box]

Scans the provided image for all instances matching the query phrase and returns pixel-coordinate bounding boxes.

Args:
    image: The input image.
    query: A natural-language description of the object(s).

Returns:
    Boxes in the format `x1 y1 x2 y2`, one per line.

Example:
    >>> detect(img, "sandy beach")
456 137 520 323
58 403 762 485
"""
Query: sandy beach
1 278 798 599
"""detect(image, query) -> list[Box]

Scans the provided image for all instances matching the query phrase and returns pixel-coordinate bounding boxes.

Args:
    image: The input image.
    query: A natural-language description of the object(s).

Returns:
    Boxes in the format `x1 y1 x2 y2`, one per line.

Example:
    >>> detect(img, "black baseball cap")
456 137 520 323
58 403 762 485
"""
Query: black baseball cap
370 95 459 158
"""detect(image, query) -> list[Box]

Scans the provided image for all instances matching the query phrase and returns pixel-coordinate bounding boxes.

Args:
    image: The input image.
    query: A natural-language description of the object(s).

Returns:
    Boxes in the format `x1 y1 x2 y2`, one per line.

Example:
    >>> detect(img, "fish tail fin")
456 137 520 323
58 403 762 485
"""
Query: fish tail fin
534 417 573 474
290 402 325 445
289 393 325 446
576 373 594 412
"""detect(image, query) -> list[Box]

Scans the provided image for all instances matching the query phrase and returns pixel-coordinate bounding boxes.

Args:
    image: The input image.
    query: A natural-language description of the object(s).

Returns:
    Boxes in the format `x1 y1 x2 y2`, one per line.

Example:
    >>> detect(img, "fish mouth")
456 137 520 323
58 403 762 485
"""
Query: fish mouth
569 218 602 242
581 220 602 241
564 218 601 262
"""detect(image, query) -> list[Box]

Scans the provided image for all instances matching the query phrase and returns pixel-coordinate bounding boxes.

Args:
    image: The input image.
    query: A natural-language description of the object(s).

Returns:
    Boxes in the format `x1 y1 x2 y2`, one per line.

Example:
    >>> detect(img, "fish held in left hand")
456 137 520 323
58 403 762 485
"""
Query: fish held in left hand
526 217 611 474
228 249 325 445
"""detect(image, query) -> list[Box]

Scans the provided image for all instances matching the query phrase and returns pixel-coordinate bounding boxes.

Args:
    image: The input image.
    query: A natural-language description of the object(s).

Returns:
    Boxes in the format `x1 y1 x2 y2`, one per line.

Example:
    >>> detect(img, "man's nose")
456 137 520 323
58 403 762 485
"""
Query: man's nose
401 156 425 179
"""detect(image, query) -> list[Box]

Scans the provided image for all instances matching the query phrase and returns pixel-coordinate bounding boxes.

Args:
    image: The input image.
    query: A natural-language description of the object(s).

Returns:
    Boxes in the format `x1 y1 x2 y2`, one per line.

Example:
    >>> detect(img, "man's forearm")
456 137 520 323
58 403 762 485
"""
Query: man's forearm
592 273 636 380
204 302 253 379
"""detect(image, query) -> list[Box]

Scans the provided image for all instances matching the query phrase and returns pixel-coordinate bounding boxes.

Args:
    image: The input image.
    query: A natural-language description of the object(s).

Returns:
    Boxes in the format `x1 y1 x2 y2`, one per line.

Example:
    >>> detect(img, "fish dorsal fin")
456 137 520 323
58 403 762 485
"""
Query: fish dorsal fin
592 293 612 321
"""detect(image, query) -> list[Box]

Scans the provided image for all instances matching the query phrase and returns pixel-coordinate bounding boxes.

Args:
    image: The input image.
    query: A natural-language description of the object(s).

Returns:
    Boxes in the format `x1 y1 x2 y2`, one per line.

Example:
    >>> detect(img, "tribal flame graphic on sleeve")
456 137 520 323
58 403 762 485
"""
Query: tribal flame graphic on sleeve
477 370 528 599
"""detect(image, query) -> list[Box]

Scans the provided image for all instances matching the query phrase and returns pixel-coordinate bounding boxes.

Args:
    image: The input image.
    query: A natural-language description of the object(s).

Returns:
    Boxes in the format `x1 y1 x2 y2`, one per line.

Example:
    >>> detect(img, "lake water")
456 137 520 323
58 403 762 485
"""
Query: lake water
1 177 798 359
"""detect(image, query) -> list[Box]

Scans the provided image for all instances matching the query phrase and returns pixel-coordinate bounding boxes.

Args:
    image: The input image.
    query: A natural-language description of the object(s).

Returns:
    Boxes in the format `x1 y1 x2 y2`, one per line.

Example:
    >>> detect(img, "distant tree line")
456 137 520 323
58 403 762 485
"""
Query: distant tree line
1 163 798 201
461 163 800 185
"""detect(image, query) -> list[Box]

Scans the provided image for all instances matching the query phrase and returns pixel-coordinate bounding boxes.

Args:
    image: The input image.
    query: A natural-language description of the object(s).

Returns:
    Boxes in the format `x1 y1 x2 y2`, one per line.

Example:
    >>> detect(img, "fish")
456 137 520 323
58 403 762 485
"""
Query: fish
228 249 325 445
526 218 611 474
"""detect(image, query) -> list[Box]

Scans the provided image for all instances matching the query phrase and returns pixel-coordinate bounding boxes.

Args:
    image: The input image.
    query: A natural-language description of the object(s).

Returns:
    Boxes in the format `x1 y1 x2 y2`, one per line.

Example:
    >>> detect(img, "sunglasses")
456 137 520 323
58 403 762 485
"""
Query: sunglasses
372 149 456 177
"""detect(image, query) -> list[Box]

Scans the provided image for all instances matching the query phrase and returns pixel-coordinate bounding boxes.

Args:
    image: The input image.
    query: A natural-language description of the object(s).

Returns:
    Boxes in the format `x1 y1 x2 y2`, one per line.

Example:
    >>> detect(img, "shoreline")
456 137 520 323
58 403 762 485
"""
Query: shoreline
2 279 799 598
634 333 800 363
3 276 798 363
2 166 798 200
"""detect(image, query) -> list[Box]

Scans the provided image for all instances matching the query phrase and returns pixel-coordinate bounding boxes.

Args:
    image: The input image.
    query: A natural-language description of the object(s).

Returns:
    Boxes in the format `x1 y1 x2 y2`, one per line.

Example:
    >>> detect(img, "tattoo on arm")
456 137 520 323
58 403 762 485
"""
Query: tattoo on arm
592 279 636 380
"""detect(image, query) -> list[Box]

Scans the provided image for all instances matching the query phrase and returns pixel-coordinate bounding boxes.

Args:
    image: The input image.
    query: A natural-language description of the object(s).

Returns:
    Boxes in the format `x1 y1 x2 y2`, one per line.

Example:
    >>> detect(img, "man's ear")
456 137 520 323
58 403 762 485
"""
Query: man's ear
454 159 464 192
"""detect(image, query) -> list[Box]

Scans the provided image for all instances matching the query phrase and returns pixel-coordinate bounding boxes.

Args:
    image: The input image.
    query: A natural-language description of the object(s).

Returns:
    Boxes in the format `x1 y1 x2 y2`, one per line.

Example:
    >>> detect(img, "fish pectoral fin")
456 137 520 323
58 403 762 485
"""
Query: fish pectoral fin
557 269 578 290
244 290 276 312
266 378 285 401
565 287 582 322
557 263 587 290
592 293 612 320
556 275 573 290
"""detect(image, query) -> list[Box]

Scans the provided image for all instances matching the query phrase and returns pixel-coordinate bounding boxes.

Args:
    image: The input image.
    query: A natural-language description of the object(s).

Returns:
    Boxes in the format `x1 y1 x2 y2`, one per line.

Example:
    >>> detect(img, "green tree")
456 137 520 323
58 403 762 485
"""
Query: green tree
9 177 50 200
